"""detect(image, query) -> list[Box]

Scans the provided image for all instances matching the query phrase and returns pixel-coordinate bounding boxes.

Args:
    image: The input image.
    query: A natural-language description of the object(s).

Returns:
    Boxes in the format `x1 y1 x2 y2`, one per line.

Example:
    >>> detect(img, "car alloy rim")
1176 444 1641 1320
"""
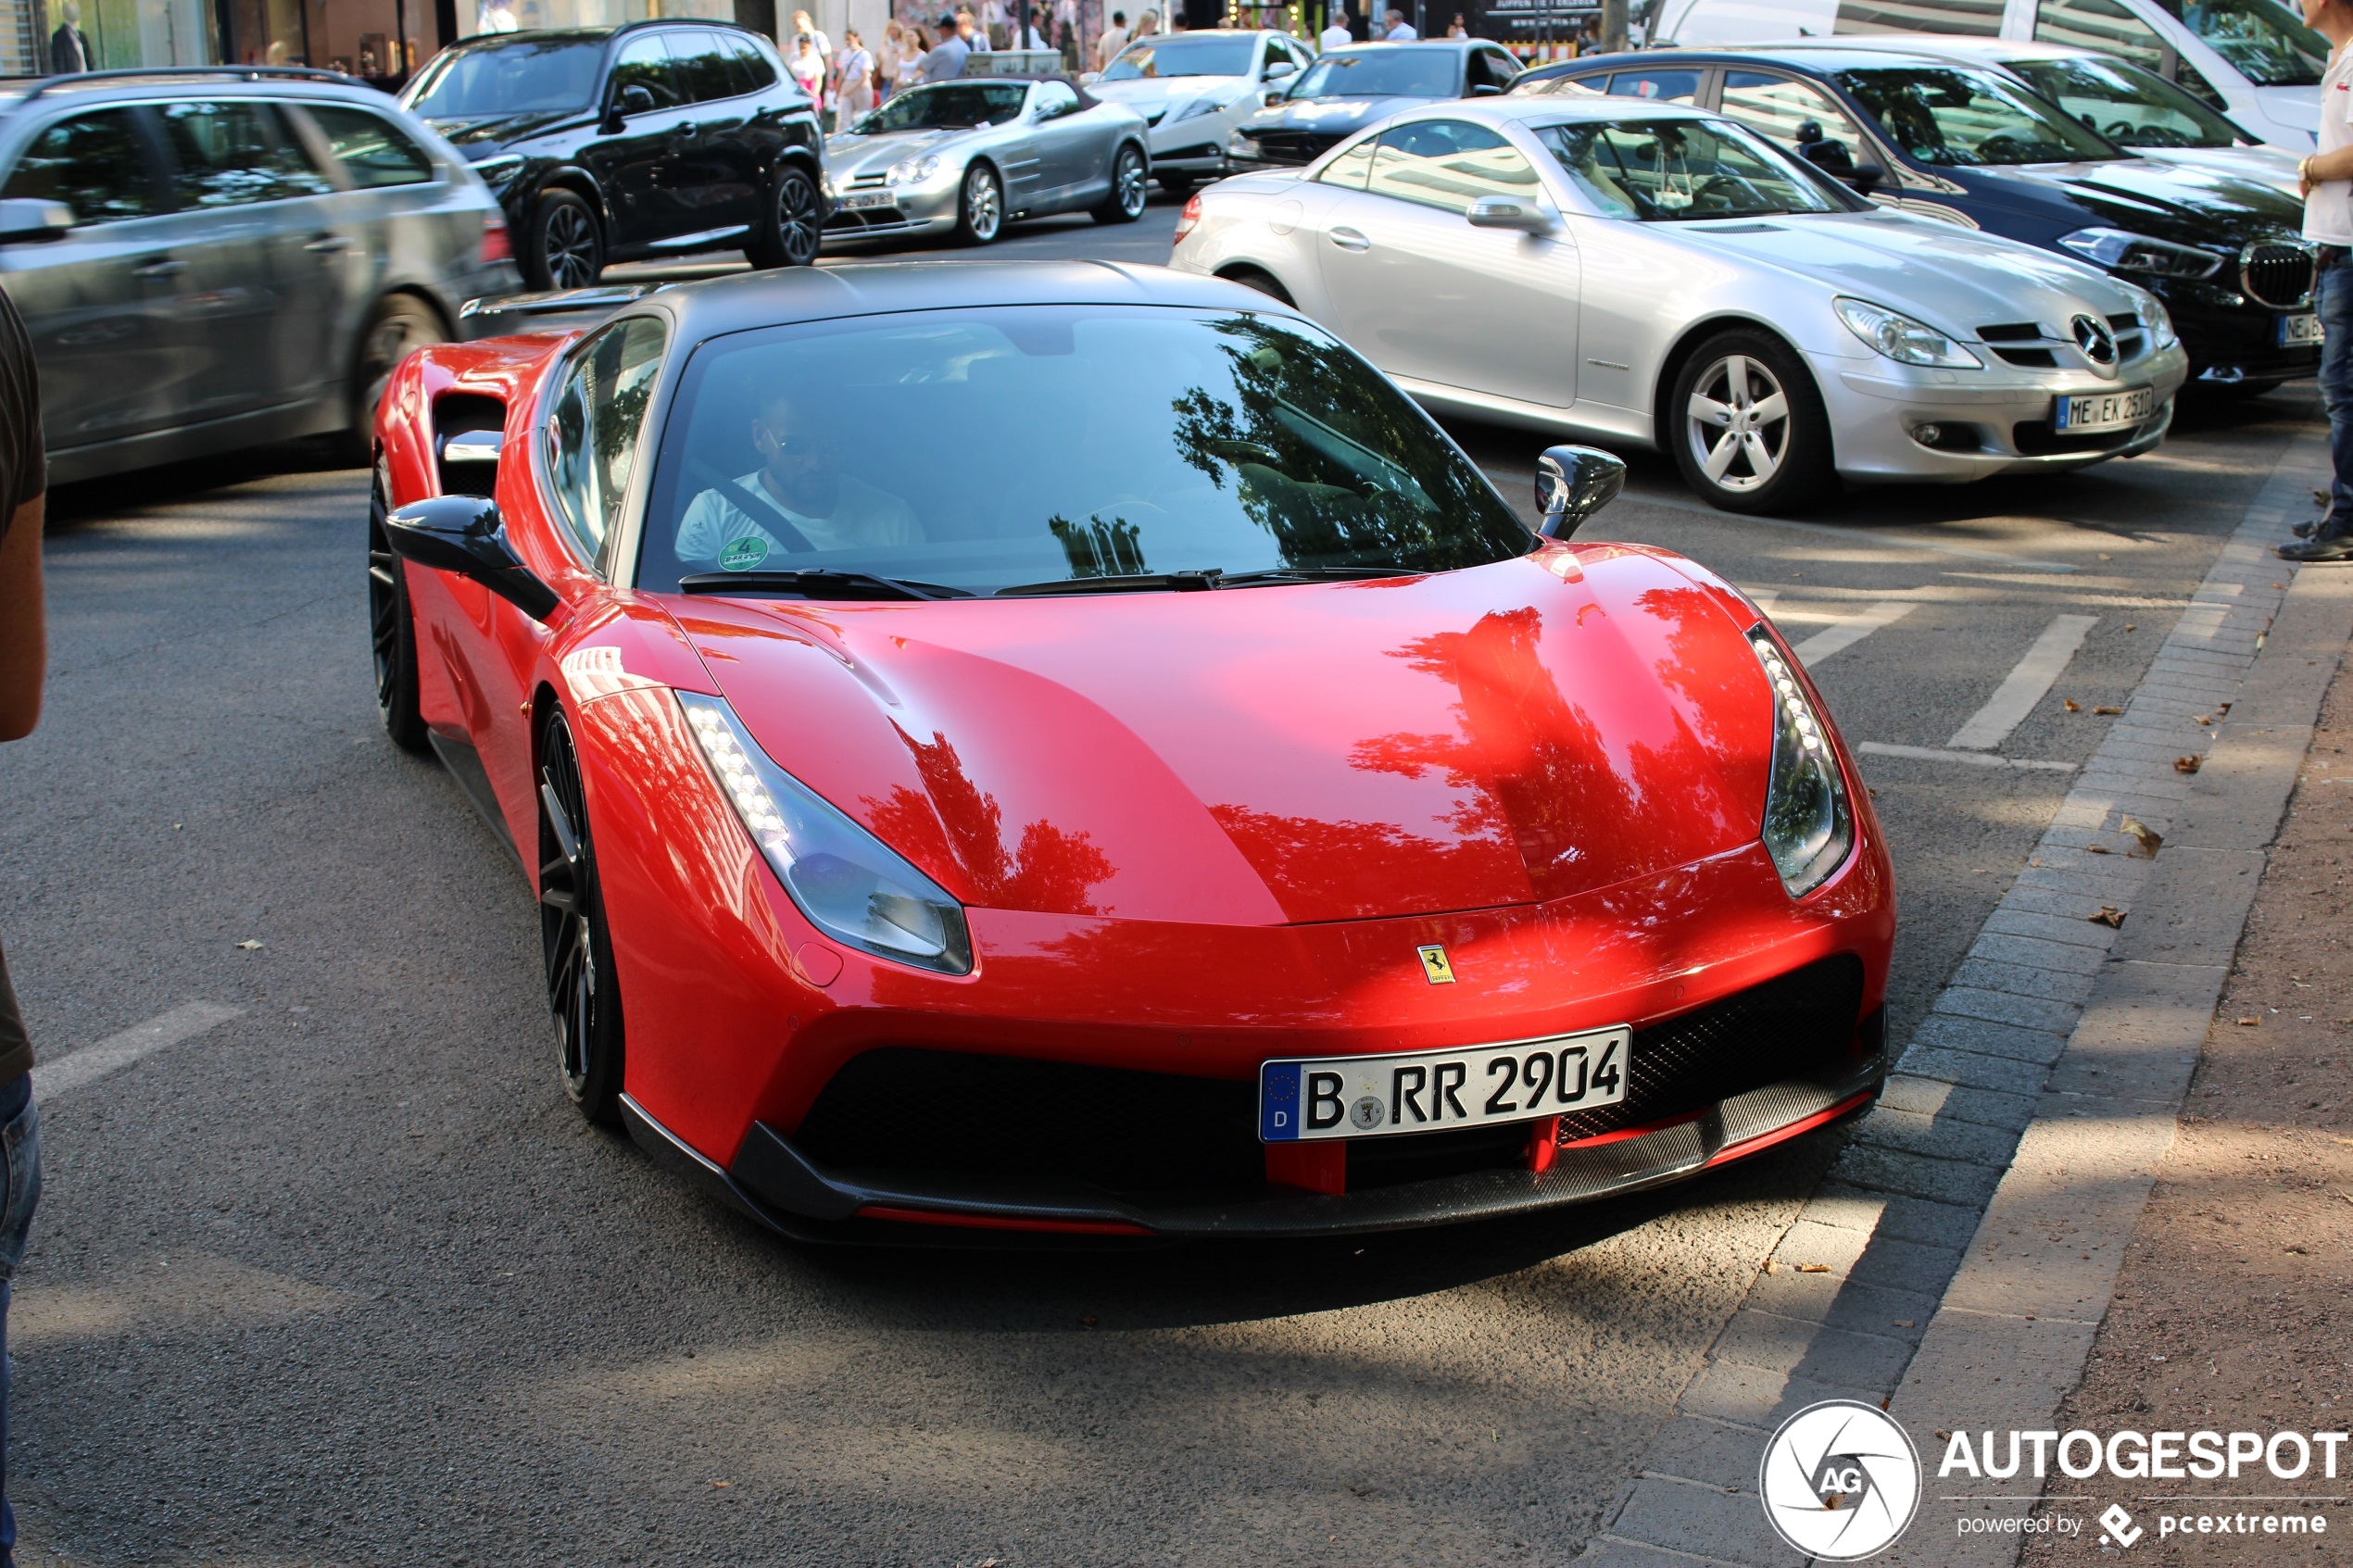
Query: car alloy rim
543 202 598 288
1685 354 1791 495
1118 148 1147 215
366 467 400 708
778 171 821 263
538 716 599 1097
968 169 1001 240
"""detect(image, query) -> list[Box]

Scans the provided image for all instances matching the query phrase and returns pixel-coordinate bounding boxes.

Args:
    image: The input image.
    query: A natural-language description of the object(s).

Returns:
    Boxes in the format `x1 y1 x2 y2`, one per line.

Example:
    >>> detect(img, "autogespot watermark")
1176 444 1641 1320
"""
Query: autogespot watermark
1760 1401 1924 1561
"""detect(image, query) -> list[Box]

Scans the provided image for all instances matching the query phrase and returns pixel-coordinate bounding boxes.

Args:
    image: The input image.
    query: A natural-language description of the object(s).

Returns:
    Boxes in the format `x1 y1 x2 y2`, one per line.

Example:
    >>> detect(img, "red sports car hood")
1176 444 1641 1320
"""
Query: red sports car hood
668 546 1775 926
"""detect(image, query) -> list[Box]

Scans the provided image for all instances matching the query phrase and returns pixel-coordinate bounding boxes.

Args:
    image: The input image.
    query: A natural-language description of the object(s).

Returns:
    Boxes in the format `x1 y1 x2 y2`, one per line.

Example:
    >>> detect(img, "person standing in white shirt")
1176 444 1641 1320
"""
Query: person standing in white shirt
2288 0 2353 561
1383 8 1416 39
1320 7 1353 47
792 10 833 63
1095 10 1130 69
833 30 875 126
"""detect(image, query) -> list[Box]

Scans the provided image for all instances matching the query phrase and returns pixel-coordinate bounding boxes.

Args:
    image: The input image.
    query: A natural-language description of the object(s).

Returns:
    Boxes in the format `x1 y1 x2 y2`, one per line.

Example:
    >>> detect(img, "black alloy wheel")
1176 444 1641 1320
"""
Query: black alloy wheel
747 164 824 269
526 190 604 290
539 708 625 1124
352 294 446 440
957 164 1004 245
367 460 429 753
1093 144 1149 224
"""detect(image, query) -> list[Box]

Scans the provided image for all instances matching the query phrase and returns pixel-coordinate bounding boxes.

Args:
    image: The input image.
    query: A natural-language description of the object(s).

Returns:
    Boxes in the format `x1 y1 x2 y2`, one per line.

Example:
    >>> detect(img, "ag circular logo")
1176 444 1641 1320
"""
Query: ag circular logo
1758 1399 1921 1561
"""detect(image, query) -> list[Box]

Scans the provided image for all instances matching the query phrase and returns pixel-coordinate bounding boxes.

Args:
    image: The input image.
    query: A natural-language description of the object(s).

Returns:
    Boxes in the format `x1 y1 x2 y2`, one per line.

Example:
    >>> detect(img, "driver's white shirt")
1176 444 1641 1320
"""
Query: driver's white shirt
677 470 920 563
2309 44 2353 245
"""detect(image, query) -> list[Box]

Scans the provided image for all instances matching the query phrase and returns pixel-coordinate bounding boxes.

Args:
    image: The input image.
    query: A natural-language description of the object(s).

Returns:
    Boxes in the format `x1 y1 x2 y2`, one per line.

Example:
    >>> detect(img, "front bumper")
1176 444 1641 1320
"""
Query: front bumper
820 176 965 244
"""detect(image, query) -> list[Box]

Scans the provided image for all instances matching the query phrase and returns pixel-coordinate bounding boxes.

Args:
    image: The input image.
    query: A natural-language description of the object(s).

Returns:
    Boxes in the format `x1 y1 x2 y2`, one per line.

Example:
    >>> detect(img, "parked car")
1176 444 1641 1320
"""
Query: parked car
1084 28 1316 195
1225 38 1527 169
1641 0 2328 147
368 260 1895 1240
0 65 518 485
1172 96 2190 512
401 20 824 289
1516 44 2317 393
820 76 1149 248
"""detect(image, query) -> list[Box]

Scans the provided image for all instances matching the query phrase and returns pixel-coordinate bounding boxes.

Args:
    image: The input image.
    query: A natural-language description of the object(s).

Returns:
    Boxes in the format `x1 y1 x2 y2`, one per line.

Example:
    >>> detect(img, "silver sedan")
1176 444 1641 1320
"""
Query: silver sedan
821 76 1151 247
1171 96 2192 513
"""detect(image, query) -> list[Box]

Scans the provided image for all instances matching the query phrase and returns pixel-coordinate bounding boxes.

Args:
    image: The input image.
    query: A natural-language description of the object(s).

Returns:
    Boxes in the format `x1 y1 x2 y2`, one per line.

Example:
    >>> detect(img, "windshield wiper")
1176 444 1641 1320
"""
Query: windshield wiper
677 570 971 601
995 571 1227 596
1215 565 1420 586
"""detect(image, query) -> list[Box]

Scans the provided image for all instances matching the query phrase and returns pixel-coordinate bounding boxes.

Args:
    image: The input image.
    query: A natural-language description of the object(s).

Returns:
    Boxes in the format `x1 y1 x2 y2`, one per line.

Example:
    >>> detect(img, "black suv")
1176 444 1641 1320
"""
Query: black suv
401 21 824 288
1226 39 1524 170
1515 45 2317 391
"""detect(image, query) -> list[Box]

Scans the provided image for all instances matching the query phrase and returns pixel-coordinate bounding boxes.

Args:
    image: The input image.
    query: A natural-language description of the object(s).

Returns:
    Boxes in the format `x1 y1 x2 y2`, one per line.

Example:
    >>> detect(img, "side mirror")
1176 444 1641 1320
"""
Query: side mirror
1534 444 1625 537
606 82 657 128
0 198 72 244
1843 165 1884 195
1469 82 1503 96
1466 195 1554 233
1263 58 1296 81
382 495 560 621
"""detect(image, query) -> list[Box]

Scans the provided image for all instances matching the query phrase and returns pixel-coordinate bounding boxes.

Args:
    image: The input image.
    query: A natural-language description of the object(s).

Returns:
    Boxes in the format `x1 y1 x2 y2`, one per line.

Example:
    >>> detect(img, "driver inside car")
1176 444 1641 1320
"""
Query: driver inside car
676 389 921 567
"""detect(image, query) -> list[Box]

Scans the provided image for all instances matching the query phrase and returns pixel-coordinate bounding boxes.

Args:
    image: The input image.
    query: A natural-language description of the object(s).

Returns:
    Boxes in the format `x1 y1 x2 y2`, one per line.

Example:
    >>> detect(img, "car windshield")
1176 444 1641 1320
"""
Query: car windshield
1289 48 1458 99
2006 55 2247 147
1101 34 1257 79
2152 0 2326 85
851 81 1030 131
1835 64 2122 165
638 307 1531 596
407 36 607 117
1534 118 1851 219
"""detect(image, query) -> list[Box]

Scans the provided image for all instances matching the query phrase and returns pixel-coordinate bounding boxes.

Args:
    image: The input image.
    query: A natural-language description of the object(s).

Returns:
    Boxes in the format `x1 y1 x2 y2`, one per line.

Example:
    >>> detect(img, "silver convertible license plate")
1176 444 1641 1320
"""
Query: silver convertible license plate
838 191 896 210
2052 386 2155 433
1259 1027 1630 1142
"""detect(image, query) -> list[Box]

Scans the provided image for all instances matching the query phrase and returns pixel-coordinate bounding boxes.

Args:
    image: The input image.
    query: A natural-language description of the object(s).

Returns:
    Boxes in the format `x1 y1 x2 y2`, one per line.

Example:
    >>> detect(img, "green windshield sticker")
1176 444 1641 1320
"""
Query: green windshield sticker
718 535 770 572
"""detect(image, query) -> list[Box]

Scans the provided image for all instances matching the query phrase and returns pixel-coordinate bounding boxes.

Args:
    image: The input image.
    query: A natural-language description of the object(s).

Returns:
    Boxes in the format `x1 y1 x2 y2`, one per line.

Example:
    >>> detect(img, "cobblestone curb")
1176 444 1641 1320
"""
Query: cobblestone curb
1578 433 2347 1568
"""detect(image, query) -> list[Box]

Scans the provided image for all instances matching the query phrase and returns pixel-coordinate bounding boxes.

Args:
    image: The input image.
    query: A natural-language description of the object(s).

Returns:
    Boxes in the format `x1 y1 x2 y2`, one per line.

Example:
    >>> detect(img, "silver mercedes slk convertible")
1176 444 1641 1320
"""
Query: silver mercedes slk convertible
1171 96 2192 514
822 76 1151 249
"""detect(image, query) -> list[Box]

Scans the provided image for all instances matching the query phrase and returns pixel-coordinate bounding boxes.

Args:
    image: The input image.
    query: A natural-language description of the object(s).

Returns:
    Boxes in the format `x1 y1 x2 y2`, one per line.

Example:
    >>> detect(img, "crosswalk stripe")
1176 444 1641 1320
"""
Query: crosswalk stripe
1791 601 1915 666
1946 613 2099 750
36 1002 245 1097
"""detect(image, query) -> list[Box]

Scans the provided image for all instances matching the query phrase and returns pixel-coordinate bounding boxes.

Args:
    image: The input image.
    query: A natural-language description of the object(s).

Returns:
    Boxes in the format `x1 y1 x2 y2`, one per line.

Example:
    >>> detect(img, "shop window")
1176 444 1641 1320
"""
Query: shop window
0 110 159 223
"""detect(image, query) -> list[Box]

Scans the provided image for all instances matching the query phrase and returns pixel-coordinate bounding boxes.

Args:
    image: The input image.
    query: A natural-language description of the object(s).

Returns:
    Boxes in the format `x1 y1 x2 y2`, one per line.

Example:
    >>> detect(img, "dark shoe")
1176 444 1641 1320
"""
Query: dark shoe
2278 533 2353 561
2295 518 2319 538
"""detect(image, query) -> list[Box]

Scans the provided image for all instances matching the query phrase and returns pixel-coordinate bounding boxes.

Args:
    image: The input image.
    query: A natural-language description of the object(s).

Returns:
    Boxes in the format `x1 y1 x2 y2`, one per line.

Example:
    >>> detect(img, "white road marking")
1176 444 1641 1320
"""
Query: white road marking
1857 741 2076 773
1791 601 1916 666
1947 613 2099 751
1607 489 2081 573
1743 587 1780 615
37 1002 245 1097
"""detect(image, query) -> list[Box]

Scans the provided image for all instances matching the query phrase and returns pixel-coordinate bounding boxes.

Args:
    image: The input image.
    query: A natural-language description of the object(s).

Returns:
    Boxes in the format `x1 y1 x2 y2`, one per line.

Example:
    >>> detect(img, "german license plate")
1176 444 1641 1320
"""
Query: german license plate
2280 312 2323 345
839 191 895 210
1259 1026 1630 1142
2052 386 2154 433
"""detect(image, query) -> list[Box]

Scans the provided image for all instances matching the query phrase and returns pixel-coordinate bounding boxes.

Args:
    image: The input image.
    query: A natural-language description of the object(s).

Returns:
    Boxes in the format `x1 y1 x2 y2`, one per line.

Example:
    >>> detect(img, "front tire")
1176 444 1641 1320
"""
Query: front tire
747 164 824 269
956 164 1003 245
1092 143 1149 224
1219 265 1293 306
367 462 429 754
539 708 624 1125
1667 330 1834 515
523 190 604 290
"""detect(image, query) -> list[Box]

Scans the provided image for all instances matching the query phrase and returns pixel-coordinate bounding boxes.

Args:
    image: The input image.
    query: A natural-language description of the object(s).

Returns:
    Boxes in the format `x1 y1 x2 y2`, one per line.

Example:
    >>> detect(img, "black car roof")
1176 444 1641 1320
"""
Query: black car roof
1320 38 1496 54
1526 44 1990 76
631 260 1285 343
442 19 765 49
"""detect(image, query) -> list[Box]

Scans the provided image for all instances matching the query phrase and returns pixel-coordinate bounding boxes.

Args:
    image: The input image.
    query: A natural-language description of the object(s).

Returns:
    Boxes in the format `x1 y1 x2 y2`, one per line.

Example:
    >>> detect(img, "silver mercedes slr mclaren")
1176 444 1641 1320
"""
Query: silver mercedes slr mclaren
822 76 1151 248
1172 96 2192 513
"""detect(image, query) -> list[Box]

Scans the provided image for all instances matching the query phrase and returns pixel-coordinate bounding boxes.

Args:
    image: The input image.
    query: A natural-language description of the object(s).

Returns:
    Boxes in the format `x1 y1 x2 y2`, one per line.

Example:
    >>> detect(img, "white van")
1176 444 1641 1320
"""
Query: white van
1642 0 2326 147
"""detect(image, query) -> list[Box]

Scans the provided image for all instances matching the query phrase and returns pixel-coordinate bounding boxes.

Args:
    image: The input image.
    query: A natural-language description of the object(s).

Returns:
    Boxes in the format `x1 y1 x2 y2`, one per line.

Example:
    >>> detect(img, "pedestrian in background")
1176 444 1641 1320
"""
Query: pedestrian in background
833 29 875 126
1383 7 1417 38
1096 8 1129 68
1320 6 1353 47
0 262 52 1568
47 1 89 73
2289 0 2353 561
897 23 933 90
788 31 827 112
791 8 833 65
923 14 971 80
1446 10 1468 34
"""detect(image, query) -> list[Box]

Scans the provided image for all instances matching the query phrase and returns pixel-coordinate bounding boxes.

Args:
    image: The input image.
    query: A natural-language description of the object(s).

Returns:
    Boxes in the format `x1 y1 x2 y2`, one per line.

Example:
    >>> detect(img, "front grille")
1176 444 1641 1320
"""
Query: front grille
2243 242 2315 309
1161 142 1220 161
791 954 1869 1202
1990 345 2058 369
1980 316 2148 369
1979 321 2041 341
824 207 909 232
2013 418 2147 457
1246 131 1342 164
848 172 887 188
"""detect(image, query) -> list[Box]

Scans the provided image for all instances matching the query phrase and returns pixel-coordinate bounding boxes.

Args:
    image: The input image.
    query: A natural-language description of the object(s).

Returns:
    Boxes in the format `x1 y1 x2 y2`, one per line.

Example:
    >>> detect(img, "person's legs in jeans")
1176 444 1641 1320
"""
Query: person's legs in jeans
0 1069 41 1568
2321 256 2353 531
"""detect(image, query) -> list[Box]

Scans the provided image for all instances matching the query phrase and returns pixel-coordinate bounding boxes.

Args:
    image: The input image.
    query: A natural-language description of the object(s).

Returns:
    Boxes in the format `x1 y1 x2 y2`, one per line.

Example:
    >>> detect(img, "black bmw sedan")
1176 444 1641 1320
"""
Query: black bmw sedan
1516 44 2319 392
402 20 825 290
1225 39 1525 170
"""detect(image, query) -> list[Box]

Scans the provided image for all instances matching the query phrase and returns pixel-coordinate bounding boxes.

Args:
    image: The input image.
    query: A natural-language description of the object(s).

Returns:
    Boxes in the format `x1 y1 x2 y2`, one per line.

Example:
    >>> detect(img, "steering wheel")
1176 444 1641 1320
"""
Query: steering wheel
1975 132 2032 160
2103 119 2142 143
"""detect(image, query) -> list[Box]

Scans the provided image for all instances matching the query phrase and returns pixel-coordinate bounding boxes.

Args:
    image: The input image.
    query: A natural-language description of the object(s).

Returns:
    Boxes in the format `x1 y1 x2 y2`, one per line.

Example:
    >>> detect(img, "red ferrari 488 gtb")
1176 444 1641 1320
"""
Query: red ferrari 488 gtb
371 262 1894 1242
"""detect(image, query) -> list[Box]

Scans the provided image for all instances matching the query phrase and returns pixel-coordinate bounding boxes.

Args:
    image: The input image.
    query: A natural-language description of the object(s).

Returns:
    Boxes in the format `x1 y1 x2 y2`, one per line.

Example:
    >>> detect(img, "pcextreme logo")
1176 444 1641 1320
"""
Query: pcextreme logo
1759 1399 1923 1560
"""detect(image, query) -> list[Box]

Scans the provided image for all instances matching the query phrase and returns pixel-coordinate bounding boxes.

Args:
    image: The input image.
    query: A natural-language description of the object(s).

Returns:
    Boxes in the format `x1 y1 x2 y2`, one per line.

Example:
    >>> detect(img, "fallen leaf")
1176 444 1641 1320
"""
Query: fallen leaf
1894 1319 1916 1328
2095 705 2123 715
2196 714 2212 725
2091 907 2126 928
2121 817 2162 857
1798 1263 1831 1273
2064 697 2082 712
2124 623 2136 633
235 939 263 950
1762 1260 1777 1273
2175 755 2202 773
1079 1316 1098 1327
1936 1430 1952 1442
708 1480 732 1488
2239 1017 2261 1027
2287 1246 2309 1255
2087 844 2113 854
2217 701 2232 715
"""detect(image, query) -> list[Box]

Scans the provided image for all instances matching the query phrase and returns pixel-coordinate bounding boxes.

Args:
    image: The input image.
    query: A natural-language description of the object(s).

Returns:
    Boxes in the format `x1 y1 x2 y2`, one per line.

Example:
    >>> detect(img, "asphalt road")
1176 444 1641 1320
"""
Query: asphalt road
0 205 2321 1565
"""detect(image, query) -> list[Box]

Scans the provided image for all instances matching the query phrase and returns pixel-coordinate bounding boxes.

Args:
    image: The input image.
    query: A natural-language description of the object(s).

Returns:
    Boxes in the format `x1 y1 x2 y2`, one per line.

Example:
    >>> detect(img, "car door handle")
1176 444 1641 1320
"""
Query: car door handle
673 120 699 136
305 234 353 253
132 257 185 279
1329 227 1370 252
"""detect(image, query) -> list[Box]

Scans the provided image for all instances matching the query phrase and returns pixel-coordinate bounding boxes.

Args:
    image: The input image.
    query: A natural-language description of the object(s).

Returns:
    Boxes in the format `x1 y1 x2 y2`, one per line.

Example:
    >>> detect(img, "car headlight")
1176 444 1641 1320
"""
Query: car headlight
469 152 522 188
1227 131 1260 157
678 692 974 975
1748 628 1853 898
1834 297 1982 369
2136 290 2179 349
2056 226 2223 281
885 153 942 187
1172 94 1232 122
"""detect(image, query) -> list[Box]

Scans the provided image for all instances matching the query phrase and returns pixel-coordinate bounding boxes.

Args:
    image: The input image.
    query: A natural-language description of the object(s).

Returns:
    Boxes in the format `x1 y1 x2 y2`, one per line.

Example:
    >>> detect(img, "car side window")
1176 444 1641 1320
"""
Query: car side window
2034 0 2173 71
1608 69 1700 104
1316 134 1378 189
547 316 668 567
154 100 333 207
0 109 161 223
1718 70 1873 175
1465 50 1496 91
1365 119 1542 214
296 104 435 187
726 33 781 91
1032 79 1080 119
610 35 684 112
668 31 739 103
1482 48 1521 86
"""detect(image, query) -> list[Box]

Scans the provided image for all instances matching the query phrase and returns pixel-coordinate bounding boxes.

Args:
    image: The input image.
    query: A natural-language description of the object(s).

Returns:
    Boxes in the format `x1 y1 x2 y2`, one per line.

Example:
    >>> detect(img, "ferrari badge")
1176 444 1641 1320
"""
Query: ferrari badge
1416 945 1455 985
